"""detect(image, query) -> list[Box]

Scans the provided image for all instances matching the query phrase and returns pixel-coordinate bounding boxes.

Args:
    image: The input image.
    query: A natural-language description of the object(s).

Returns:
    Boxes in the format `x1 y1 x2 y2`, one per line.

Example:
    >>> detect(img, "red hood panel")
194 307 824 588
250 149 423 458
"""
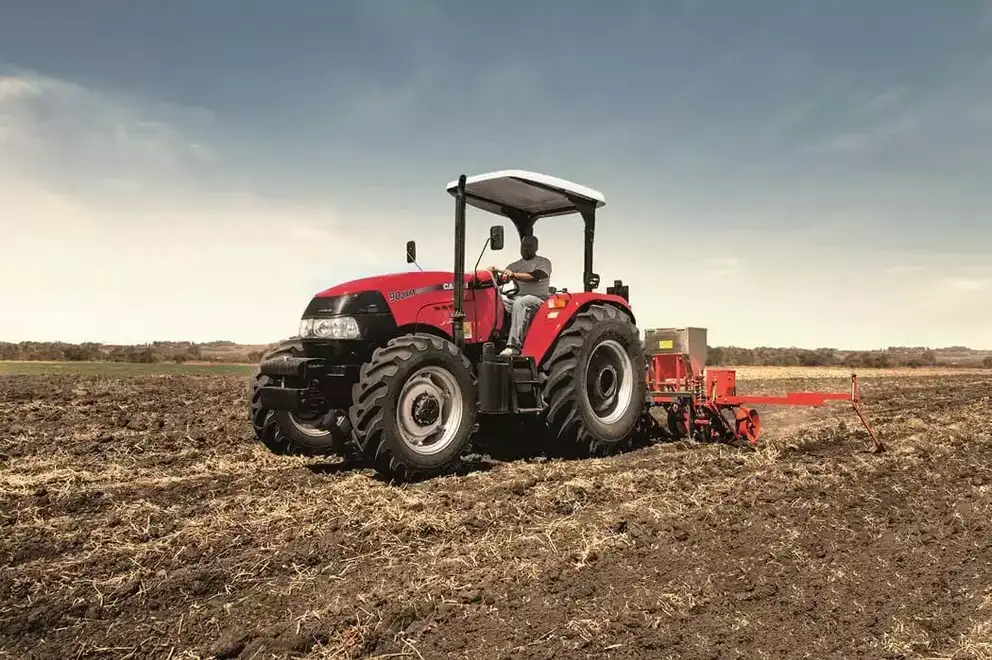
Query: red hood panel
314 270 480 298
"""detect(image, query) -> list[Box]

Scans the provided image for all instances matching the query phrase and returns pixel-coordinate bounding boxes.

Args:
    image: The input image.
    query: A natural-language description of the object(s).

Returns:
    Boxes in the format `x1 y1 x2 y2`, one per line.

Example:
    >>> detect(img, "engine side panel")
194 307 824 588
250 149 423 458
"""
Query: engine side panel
399 273 501 343
408 285 503 343
521 292 635 365
468 284 504 343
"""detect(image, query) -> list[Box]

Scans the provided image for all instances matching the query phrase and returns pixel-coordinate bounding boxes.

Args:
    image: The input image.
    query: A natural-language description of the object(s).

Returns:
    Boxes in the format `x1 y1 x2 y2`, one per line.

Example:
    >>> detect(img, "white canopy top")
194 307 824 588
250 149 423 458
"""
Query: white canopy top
445 169 606 219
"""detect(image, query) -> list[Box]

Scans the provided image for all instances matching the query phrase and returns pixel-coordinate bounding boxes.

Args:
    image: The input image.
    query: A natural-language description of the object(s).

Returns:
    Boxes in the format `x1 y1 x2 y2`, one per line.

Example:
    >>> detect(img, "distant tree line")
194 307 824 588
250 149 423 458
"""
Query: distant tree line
706 346 992 368
1 340 990 368
0 341 267 364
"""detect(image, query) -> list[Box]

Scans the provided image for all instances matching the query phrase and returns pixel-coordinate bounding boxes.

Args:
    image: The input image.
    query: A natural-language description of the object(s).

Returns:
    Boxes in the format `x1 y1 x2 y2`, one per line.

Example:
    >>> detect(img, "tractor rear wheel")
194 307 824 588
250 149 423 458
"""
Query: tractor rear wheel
348 334 477 481
249 339 349 456
541 303 646 456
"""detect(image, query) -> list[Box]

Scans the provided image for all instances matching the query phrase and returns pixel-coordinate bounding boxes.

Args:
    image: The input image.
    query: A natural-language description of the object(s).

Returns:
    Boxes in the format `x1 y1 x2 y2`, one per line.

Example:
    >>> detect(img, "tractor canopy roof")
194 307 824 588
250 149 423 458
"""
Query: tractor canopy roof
445 170 605 234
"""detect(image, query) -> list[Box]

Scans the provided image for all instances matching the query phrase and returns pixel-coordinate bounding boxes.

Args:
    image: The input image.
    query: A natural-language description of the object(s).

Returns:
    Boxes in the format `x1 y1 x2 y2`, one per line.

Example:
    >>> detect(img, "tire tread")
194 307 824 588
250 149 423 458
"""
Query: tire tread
348 333 476 481
540 303 645 457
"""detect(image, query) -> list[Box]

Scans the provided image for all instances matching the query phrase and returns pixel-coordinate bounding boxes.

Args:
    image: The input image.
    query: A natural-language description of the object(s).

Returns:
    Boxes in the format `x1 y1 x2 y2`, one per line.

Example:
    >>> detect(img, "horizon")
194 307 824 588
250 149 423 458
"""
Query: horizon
2 1 991 350
1 337 987 354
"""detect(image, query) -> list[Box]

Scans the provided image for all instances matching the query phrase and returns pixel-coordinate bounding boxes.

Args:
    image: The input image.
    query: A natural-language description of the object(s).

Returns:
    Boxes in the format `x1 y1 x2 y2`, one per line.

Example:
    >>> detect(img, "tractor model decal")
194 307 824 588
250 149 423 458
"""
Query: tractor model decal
387 282 453 303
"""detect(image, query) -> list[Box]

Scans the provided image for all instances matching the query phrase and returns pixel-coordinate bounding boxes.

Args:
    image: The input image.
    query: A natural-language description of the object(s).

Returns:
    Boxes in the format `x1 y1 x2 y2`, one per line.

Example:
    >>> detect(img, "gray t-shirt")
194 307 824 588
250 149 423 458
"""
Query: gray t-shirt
506 255 552 298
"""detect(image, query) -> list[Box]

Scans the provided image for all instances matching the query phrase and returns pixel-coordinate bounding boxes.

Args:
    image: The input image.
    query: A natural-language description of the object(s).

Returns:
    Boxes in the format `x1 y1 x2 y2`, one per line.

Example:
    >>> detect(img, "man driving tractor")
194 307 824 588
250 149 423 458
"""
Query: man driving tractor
490 234 552 356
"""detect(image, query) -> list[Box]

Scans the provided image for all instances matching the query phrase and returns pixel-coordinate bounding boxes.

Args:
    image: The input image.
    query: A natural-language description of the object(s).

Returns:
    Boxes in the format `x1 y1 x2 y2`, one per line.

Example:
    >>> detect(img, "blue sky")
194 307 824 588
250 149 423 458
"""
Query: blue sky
2 1 991 348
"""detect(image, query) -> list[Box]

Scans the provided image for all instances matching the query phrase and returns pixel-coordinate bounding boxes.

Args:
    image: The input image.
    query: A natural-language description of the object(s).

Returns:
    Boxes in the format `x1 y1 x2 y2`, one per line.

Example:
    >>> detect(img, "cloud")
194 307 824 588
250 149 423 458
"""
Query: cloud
943 277 992 292
801 63 992 160
0 70 214 187
882 265 929 274
859 86 908 116
701 256 741 277
0 70 401 343
806 115 918 154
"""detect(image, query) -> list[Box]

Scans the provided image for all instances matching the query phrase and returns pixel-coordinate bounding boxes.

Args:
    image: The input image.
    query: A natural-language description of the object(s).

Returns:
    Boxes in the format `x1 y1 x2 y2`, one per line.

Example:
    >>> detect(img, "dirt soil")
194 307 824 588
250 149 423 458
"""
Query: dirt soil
1 370 991 659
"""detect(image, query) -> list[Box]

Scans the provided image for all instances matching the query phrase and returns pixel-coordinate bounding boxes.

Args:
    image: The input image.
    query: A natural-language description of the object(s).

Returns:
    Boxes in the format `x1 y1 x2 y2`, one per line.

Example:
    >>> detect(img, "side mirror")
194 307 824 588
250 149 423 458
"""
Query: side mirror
405 240 417 263
489 225 504 251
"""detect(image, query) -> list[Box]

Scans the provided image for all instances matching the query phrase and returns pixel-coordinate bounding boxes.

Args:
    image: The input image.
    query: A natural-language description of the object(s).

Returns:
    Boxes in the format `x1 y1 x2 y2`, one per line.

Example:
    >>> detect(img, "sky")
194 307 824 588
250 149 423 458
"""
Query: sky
2 0 991 349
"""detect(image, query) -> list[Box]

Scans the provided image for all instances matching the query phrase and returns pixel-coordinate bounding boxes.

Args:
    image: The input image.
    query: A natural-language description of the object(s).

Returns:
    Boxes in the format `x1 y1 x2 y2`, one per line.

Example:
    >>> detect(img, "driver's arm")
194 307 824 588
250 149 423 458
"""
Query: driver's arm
511 269 548 282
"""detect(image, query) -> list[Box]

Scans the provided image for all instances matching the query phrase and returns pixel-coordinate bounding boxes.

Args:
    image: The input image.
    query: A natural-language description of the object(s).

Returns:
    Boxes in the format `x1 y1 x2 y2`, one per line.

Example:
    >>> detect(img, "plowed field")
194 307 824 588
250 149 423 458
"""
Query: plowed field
1 367 991 659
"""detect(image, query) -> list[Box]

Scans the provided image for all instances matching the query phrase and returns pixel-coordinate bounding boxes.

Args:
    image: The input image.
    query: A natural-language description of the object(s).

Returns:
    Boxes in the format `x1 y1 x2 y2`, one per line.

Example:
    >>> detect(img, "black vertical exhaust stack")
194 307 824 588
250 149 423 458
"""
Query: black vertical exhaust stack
452 174 467 349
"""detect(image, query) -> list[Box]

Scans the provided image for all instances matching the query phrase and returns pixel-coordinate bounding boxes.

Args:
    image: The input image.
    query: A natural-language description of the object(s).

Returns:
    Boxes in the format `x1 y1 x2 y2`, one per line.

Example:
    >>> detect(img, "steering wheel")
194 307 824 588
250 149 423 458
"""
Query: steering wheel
500 278 520 300
489 268 519 299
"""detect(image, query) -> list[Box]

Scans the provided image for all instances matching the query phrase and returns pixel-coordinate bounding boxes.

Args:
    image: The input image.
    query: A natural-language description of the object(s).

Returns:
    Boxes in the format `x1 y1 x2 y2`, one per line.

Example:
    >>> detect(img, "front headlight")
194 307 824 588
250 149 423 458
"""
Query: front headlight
298 316 361 340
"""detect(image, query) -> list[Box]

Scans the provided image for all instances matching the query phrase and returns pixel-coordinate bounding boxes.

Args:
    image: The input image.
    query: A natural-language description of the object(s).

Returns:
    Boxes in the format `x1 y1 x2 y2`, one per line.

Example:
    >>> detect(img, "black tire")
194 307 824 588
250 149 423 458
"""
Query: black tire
348 334 477 481
249 339 349 457
540 303 647 456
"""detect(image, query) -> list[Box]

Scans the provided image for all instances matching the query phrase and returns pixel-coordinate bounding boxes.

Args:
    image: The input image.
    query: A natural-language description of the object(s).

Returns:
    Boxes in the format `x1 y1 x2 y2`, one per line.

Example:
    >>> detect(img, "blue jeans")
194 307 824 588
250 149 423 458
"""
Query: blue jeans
502 294 545 350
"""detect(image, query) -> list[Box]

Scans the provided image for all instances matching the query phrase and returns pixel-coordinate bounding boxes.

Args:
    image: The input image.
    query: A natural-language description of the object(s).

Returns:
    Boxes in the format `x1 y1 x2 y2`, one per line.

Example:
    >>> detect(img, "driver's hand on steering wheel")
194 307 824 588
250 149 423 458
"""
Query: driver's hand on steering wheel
487 266 510 284
501 268 514 282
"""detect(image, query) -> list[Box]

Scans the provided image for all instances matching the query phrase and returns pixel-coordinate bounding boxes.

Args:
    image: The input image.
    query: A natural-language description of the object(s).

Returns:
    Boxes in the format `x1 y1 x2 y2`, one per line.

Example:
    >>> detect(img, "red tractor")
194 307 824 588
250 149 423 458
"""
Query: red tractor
250 170 647 480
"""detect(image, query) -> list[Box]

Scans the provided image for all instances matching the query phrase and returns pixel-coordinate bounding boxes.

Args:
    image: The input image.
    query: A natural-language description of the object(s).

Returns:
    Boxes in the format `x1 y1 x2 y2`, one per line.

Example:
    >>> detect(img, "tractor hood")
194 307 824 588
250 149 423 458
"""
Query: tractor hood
312 270 485 306
316 271 445 298
301 269 492 340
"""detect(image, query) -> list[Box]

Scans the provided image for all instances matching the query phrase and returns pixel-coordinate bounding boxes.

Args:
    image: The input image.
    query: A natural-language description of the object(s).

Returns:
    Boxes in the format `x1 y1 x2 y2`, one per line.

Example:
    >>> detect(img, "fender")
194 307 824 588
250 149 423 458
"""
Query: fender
521 292 635 365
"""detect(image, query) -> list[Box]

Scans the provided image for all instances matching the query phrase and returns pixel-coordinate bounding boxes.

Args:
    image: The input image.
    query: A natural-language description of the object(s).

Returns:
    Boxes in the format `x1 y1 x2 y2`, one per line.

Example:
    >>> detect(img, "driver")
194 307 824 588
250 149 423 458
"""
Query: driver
490 234 552 356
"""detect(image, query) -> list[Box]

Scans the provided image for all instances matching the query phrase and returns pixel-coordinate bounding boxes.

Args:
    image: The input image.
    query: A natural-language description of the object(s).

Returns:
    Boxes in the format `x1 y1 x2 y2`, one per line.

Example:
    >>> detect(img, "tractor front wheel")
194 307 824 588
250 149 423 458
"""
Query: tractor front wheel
249 339 350 457
348 334 477 481
541 303 646 456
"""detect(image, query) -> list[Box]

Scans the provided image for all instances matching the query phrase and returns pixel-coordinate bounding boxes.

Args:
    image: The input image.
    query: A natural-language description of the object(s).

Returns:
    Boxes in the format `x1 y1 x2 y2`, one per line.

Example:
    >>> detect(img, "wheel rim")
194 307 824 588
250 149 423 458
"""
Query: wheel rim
286 410 335 437
395 366 465 455
584 339 634 425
